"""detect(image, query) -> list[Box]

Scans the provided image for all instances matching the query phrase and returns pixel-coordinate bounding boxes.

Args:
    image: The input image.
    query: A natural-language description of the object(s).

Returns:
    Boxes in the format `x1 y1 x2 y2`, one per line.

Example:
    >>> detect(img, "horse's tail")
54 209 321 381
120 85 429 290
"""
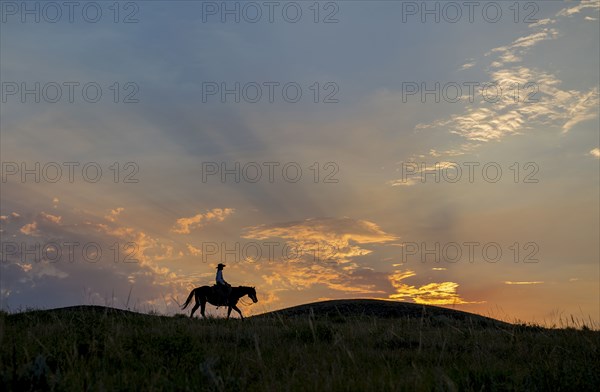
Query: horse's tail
181 288 196 310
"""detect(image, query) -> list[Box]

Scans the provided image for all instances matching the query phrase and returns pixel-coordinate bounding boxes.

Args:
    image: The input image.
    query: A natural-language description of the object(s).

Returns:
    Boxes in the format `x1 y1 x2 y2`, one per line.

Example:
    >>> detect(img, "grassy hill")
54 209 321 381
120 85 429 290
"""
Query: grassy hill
256 299 510 326
1 300 598 391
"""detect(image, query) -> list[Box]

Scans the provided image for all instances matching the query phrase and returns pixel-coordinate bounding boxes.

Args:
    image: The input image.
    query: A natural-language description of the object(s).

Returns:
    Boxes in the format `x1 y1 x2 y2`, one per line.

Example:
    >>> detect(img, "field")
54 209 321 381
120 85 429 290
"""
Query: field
1 300 598 391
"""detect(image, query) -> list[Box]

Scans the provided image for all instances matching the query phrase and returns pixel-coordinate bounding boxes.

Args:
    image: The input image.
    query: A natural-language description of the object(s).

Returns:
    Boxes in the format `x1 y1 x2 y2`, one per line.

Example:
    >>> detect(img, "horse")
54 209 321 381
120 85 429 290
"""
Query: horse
181 285 258 320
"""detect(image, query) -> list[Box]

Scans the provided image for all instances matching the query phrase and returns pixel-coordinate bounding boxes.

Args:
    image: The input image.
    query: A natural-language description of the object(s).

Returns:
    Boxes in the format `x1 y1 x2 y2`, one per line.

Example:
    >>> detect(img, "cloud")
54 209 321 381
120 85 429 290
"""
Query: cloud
557 0 600 17
18 212 61 236
243 217 397 263
260 264 385 294
417 66 598 143
171 208 235 234
40 212 62 224
490 28 558 62
461 60 475 70
19 221 39 236
529 18 556 28
388 269 480 305
187 244 202 256
388 177 420 187
2 206 190 313
105 207 125 222
240 218 480 307
414 19 598 148
428 147 472 157
561 89 600 132
404 7 598 162
504 281 544 285
238 217 398 298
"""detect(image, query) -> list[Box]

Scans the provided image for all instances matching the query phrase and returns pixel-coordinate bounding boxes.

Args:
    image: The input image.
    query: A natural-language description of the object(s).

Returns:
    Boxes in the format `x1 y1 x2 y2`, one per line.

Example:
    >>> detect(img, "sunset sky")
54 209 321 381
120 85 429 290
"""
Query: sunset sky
1 1 598 326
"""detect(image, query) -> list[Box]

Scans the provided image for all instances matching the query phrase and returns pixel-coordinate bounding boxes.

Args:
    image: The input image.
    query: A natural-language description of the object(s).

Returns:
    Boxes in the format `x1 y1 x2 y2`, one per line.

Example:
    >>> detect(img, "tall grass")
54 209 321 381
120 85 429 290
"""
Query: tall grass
1 307 598 391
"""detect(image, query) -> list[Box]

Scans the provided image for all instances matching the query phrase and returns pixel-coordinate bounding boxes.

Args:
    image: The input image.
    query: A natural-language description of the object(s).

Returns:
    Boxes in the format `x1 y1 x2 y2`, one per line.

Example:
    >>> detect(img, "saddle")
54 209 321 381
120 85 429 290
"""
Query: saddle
211 284 230 306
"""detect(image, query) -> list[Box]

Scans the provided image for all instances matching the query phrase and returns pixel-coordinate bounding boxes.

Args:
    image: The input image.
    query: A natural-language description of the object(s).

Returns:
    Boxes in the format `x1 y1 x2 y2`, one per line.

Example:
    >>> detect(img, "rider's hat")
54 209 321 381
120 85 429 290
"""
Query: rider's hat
216 263 226 269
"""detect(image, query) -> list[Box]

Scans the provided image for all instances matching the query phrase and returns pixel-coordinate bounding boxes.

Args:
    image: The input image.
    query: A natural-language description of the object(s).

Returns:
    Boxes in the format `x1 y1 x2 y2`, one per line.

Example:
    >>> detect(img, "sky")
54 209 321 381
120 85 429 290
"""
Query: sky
1 0 598 326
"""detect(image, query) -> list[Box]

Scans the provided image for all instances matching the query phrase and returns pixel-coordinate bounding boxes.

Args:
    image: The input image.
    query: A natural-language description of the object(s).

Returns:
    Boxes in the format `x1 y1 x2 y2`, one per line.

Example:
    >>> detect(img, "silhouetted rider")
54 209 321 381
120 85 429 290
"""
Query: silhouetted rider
215 263 231 304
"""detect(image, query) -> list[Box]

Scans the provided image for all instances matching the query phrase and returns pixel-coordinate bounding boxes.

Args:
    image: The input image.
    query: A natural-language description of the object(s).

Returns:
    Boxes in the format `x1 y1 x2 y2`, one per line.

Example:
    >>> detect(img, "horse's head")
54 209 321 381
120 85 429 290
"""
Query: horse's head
247 286 258 303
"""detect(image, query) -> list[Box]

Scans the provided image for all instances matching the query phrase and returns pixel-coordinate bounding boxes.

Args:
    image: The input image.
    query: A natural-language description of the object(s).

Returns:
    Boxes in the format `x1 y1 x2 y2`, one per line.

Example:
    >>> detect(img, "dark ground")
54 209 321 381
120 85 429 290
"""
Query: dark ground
1 300 598 391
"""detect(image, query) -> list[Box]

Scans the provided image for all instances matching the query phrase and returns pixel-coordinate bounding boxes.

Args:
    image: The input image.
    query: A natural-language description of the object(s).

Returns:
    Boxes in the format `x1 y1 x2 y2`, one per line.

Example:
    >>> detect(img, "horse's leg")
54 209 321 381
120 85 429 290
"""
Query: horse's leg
190 301 199 318
201 298 207 319
227 306 232 319
190 296 200 317
231 305 244 321
190 291 201 317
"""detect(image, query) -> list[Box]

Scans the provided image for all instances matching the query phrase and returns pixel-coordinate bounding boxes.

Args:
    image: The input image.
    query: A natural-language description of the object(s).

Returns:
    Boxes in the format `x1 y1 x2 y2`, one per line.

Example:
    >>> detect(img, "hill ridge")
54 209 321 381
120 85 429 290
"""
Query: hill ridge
4 300 509 327
254 298 509 326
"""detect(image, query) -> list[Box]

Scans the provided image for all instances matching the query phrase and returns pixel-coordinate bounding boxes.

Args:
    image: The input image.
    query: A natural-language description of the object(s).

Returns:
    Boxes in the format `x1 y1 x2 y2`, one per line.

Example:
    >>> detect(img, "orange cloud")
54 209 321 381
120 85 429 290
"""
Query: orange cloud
40 212 62 224
19 221 39 236
388 269 481 305
171 208 234 234
187 244 202 256
236 217 398 301
243 217 397 263
18 212 62 236
260 263 384 294
105 207 125 222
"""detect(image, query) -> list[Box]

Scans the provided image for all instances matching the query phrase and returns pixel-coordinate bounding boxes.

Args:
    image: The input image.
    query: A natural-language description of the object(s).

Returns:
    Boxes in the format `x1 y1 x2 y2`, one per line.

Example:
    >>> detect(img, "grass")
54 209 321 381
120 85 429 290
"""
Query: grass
0 302 598 391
